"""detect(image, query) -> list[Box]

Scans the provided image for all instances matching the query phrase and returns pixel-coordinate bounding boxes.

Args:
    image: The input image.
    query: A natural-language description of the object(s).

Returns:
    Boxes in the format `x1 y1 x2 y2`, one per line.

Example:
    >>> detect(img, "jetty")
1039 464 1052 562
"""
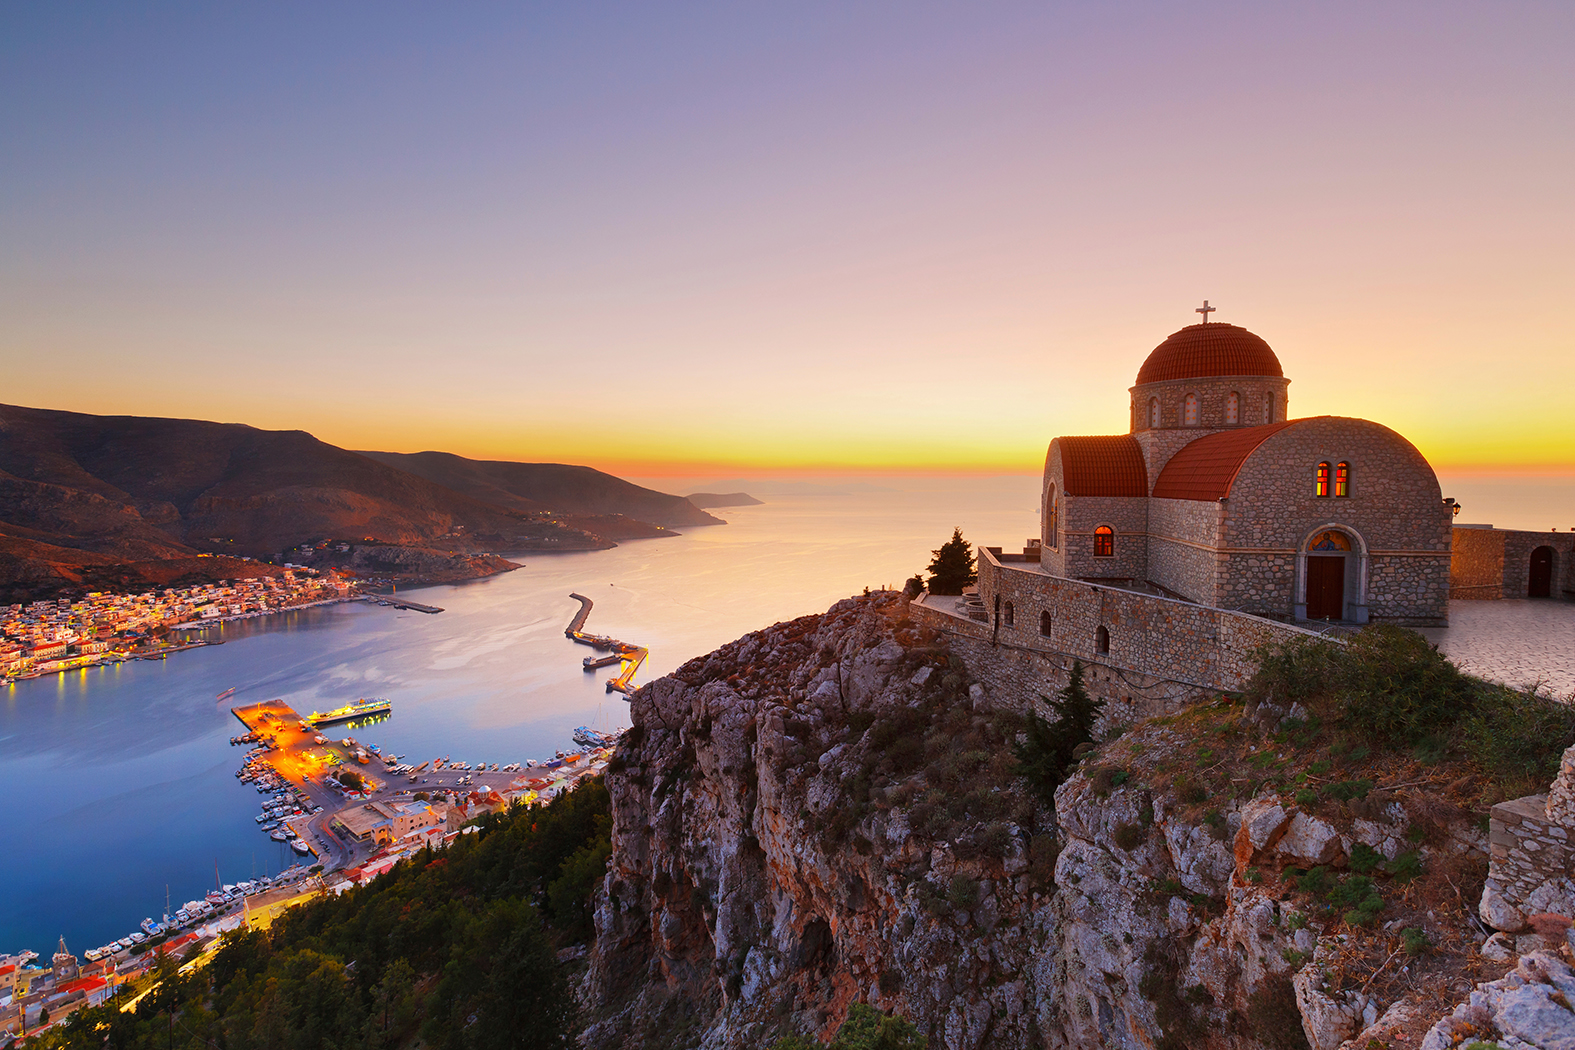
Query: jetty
564 593 648 695
360 594 444 614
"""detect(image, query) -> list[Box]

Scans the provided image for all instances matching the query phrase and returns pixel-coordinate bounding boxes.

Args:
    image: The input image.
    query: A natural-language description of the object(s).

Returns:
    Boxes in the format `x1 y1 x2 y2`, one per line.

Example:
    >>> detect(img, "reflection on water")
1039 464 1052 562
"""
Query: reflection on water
0 477 1041 955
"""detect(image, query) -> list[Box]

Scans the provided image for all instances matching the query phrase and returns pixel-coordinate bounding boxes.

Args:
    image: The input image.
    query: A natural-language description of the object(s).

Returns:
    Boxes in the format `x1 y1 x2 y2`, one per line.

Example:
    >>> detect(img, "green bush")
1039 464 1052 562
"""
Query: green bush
1348 842 1382 874
1247 627 1575 782
1401 927 1431 956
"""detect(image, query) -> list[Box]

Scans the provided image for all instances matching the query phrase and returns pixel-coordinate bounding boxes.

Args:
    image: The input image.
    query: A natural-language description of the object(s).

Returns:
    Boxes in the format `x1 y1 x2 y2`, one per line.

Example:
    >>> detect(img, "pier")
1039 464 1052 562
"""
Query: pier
360 594 444 614
563 593 648 695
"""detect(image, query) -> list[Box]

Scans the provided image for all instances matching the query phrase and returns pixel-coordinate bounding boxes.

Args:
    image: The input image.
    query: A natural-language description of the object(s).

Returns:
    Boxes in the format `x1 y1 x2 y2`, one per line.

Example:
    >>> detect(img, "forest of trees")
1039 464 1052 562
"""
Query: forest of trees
34 778 611 1050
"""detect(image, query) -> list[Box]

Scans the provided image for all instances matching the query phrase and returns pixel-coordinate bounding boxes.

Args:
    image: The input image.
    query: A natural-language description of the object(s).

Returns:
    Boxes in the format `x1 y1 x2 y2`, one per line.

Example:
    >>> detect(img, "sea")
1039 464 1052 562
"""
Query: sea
1 472 1571 956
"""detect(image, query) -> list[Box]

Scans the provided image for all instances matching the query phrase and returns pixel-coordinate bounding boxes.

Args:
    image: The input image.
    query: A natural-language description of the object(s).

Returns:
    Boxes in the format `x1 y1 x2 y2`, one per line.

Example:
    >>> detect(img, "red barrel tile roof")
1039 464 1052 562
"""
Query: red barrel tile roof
1136 323 1283 385
1058 435 1148 497
1151 421 1297 500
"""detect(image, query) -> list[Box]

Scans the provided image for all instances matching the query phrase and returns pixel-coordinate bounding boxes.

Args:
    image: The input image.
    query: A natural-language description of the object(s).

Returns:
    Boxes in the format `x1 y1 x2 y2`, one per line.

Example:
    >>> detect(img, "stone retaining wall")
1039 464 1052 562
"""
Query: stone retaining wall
1481 746 1575 932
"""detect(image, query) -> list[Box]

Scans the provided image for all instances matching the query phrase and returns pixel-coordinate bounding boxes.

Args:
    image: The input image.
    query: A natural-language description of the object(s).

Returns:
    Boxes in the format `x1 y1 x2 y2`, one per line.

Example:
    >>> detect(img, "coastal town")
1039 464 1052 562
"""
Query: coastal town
0 569 354 681
0 688 619 1038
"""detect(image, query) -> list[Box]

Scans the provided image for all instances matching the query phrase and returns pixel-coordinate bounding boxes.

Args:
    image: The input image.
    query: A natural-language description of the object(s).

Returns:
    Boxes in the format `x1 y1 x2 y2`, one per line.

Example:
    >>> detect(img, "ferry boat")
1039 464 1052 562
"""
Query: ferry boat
308 697 392 726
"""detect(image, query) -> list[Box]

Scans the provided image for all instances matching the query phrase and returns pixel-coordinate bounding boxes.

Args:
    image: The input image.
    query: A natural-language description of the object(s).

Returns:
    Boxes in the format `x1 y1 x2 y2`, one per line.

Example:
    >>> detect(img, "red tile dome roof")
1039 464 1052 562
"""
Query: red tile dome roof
1135 323 1283 386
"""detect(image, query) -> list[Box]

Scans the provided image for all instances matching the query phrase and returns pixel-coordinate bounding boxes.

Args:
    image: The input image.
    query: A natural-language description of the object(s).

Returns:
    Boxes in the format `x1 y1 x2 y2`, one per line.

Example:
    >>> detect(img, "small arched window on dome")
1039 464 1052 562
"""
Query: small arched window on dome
1149 398 1160 429
1226 391 1239 425
1003 601 1015 627
1039 611 1052 637
1094 525 1114 557
1335 462 1350 498
1263 392 1274 424
1184 393 1199 426
1315 462 1332 497
1095 625 1110 654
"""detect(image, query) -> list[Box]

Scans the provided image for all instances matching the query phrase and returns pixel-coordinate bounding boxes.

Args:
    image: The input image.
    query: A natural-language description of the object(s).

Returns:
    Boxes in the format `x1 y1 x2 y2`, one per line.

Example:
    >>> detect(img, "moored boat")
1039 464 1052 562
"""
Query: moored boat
307 697 392 726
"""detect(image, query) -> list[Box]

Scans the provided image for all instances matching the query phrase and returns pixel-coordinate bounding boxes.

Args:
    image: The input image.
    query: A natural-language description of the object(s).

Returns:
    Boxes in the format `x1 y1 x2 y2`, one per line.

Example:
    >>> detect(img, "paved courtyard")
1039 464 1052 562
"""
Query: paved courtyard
1420 600 1575 700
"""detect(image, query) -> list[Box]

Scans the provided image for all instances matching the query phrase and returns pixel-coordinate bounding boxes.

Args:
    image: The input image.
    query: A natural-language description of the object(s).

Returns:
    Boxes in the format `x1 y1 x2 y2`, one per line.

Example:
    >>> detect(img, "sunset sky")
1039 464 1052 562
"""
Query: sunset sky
3 3 1572 475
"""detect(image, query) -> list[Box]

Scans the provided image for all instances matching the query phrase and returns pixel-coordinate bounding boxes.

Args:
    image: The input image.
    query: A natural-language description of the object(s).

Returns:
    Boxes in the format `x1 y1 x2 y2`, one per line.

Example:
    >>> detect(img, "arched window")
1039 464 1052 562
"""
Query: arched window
1094 525 1114 557
1184 393 1199 426
1226 391 1239 425
1315 462 1331 497
1263 392 1274 424
1039 610 1052 637
1045 485 1058 549
1148 398 1160 429
1095 625 1110 654
1003 601 1015 627
1334 461 1350 498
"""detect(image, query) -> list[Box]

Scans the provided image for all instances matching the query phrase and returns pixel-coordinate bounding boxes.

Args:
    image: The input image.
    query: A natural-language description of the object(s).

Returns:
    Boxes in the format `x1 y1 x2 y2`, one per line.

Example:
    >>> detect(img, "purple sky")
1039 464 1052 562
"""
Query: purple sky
3 3 1572 472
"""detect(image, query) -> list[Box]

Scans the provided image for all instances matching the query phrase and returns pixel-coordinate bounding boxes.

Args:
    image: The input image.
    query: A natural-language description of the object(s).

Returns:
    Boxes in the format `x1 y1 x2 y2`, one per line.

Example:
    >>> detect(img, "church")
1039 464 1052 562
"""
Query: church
1021 306 1452 628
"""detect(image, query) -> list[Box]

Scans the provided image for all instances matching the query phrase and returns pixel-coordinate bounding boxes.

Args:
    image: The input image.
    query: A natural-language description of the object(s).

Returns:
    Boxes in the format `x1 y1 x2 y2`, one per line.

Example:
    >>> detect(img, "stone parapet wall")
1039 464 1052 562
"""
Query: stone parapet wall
917 548 1327 703
1447 526 1575 600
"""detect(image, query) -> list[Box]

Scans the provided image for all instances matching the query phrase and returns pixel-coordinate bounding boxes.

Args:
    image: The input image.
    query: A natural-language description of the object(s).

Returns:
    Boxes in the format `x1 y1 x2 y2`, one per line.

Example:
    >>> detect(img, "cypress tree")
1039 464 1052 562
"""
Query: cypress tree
925 527 977 595
1014 661 1105 803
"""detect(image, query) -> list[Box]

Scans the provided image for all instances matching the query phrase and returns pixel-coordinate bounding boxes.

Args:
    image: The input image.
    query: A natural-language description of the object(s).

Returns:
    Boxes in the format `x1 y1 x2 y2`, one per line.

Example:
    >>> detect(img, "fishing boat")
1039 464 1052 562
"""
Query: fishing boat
307 697 392 726
216 687 236 701
270 829 289 841
291 839 314 855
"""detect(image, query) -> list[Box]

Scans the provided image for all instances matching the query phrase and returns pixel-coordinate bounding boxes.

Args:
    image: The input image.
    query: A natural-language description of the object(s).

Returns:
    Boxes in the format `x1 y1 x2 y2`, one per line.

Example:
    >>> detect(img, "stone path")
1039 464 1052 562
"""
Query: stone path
1420 599 1575 700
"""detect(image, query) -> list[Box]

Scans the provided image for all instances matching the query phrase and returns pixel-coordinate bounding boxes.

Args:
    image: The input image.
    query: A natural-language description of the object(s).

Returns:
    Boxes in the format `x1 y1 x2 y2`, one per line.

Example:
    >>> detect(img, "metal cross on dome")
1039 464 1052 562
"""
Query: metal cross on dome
1196 300 1216 323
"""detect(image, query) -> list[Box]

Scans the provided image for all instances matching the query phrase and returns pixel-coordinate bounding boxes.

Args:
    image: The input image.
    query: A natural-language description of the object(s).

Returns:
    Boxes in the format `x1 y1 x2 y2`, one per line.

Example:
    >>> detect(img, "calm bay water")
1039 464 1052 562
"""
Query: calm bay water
0 477 1042 955
2 471 1570 956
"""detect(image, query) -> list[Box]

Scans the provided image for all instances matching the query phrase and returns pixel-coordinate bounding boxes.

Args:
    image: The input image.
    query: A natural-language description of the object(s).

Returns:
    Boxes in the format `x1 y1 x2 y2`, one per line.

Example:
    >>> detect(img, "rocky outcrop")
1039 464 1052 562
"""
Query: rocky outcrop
581 593 1494 1050
1421 951 1575 1050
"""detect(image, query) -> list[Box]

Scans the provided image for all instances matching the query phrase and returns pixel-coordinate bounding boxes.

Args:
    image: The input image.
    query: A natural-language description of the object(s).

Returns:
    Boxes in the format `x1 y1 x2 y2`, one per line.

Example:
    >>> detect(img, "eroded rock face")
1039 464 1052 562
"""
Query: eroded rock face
579 594 1486 1050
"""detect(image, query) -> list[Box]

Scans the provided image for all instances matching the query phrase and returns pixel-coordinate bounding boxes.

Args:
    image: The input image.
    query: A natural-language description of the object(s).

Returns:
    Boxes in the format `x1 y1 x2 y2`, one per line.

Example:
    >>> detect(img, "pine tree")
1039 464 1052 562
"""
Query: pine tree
1014 661 1105 803
925 527 977 595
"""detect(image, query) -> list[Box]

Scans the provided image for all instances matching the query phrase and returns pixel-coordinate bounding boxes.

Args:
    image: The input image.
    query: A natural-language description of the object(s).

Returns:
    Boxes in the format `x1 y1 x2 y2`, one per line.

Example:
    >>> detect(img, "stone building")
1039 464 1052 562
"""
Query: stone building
1028 312 1453 627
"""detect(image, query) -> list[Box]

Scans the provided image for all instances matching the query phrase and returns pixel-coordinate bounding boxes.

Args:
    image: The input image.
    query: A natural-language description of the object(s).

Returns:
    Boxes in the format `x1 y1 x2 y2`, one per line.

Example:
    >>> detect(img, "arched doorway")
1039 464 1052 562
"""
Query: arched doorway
1305 530 1352 620
1530 546 1555 598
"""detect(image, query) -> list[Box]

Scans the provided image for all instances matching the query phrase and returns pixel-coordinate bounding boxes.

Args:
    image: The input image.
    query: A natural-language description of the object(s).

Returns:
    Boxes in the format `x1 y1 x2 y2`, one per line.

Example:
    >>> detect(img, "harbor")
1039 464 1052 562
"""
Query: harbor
229 697 621 874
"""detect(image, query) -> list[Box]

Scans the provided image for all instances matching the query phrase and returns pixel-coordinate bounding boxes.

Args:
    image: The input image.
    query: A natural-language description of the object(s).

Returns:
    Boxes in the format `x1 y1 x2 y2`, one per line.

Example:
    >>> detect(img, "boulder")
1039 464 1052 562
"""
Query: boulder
1275 812 1343 866
1482 881 1530 932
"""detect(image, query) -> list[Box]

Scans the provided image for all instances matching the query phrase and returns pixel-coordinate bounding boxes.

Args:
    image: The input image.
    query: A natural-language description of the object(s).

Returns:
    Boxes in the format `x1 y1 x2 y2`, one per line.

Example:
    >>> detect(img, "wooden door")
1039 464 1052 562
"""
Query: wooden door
1530 547 1554 598
1307 556 1345 620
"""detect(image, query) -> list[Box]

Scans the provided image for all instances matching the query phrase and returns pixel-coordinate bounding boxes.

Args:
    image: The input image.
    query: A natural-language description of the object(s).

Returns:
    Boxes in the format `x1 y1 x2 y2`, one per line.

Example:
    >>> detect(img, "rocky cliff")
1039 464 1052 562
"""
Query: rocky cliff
583 593 1513 1050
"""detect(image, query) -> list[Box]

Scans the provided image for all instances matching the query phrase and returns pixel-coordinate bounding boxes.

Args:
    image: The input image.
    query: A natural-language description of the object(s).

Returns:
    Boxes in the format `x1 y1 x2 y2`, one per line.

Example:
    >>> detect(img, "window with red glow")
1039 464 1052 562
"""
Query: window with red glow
1335 462 1349 497
1316 462 1331 497
1094 526 1114 557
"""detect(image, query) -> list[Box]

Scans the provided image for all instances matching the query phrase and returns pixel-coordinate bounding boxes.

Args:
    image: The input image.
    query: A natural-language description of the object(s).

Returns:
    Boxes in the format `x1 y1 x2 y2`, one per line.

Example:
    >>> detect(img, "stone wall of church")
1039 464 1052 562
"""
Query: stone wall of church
1223 417 1452 625
1056 495 1148 582
1146 498 1224 605
954 550 1324 696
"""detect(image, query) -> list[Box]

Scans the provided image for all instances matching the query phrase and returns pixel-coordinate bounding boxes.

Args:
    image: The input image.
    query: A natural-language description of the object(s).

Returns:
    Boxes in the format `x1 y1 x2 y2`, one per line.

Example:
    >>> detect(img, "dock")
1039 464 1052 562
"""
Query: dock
361 595 444 614
564 593 648 695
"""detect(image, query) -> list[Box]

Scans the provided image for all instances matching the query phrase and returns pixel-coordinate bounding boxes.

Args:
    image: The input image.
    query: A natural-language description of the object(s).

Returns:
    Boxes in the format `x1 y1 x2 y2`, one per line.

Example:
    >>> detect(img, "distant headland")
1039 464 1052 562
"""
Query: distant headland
0 403 722 602
684 492 763 508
